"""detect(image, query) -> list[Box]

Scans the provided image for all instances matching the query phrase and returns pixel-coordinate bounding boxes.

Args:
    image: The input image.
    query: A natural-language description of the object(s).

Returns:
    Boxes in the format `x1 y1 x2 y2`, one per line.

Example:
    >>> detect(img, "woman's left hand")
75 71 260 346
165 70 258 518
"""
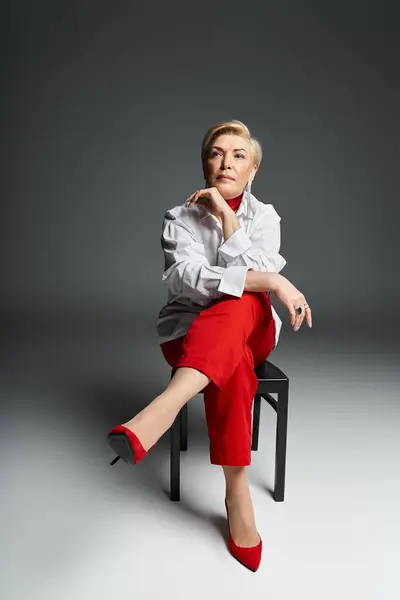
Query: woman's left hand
186 187 229 220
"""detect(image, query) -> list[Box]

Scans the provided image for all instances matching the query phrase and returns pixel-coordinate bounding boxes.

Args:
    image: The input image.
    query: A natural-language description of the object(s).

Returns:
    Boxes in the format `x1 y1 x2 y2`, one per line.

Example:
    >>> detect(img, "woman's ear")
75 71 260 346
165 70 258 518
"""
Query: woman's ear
249 166 257 184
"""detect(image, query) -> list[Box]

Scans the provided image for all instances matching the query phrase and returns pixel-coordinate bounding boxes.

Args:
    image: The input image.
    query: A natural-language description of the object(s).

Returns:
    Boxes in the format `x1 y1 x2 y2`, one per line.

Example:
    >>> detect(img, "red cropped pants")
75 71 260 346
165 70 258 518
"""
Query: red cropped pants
160 291 276 466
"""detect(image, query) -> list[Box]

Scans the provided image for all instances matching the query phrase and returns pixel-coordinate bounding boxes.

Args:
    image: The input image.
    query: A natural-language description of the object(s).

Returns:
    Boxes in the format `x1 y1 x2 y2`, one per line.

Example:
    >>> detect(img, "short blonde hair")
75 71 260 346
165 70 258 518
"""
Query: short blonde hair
201 119 262 179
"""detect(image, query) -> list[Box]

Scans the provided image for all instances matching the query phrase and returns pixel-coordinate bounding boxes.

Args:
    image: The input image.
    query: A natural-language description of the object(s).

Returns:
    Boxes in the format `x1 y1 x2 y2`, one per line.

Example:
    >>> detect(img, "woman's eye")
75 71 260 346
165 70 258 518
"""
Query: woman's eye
210 151 244 158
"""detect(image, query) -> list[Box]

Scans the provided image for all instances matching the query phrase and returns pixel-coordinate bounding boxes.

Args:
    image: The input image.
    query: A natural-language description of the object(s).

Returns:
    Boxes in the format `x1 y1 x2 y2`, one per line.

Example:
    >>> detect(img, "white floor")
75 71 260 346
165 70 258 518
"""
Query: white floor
2 322 399 600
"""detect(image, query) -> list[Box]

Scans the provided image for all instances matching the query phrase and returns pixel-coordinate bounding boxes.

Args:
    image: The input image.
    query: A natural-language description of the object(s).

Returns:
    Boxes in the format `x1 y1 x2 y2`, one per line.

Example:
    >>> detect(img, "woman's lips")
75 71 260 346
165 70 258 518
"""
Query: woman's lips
217 176 234 181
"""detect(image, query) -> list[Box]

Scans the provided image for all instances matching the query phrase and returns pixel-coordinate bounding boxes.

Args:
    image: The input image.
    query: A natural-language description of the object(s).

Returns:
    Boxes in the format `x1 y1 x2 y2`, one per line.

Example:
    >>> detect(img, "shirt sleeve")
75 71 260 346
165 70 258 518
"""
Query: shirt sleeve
217 208 287 273
161 213 252 300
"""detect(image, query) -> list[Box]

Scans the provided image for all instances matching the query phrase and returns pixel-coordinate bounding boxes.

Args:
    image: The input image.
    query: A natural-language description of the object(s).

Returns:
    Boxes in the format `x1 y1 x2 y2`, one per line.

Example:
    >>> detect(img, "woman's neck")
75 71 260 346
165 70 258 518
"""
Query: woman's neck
225 191 244 213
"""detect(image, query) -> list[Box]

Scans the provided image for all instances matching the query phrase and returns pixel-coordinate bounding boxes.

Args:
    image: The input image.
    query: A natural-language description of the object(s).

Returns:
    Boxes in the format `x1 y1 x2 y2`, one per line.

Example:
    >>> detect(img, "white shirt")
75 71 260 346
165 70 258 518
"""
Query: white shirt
156 187 287 349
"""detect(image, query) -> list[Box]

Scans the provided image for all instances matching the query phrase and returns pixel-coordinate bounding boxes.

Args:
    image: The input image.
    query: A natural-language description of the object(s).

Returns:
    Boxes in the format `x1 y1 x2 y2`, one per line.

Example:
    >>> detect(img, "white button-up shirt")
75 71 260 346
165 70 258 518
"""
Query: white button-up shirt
156 188 287 349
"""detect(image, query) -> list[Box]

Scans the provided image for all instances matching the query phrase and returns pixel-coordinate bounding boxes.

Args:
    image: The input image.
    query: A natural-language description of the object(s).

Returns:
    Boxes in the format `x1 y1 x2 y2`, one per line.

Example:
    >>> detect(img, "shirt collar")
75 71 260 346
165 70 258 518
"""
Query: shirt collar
235 189 248 218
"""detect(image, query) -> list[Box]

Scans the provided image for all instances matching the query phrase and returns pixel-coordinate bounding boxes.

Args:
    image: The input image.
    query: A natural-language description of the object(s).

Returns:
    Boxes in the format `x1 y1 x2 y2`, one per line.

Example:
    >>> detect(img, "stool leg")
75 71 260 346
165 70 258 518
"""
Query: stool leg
170 411 181 501
251 394 261 451
180 403 188 451
274 382 288 502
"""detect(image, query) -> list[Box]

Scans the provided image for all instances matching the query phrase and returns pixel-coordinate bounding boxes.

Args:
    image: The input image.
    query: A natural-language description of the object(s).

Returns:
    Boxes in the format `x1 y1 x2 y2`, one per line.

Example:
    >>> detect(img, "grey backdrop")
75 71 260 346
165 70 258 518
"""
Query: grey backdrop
3 1 399 336
3 3 400 599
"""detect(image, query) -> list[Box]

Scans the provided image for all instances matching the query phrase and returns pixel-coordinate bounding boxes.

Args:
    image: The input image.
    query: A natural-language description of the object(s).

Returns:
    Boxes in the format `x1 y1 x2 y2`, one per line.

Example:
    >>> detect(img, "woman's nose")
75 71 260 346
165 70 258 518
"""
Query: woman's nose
221 156 233 169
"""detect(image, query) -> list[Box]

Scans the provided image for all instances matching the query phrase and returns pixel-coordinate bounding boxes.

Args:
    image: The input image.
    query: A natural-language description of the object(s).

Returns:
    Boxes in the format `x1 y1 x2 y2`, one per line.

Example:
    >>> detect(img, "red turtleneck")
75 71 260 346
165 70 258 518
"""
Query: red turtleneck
225 191 244 213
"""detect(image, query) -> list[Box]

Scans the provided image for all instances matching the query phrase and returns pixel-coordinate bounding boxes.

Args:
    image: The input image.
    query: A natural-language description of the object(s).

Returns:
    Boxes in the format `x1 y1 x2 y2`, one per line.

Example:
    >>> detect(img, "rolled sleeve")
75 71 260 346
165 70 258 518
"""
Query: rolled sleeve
218 228 253 260
218 208 287 273
217 265 251 297
161 213 228 301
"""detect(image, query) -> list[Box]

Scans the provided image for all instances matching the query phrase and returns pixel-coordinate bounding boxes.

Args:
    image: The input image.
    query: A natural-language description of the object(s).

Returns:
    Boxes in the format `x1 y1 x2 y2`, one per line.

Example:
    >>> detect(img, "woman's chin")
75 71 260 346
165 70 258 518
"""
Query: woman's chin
215 181 238 198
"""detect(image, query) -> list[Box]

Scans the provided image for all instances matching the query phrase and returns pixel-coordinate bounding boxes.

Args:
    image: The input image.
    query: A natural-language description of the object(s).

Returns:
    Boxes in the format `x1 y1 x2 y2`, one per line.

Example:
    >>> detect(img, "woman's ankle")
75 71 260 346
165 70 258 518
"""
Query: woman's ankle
225 478 251 504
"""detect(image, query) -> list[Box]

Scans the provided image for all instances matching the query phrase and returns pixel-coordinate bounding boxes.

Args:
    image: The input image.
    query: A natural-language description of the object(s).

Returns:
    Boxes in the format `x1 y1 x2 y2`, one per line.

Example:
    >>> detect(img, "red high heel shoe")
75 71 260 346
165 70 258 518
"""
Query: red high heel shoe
107 424 153 466
225 499 262 572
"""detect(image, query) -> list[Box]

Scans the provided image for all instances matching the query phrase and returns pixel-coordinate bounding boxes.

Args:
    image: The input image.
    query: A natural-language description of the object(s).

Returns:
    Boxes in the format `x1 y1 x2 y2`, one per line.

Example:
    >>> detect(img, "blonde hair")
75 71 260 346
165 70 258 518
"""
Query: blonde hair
201 119 262 179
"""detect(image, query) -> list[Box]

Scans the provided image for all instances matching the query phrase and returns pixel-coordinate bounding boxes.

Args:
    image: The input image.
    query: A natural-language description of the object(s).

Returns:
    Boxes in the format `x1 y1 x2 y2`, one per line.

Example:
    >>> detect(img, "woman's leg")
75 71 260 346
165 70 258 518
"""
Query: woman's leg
122 362 210 451
203 292 275 547
161 292 275 548
200 291 275 466
124 292 274 549
203 342 259 466
223 466 260 547
123 292 273 457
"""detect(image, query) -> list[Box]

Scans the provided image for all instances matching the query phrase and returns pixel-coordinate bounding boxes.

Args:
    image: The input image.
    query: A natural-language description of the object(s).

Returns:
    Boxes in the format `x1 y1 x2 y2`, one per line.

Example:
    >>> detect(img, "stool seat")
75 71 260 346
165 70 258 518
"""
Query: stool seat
169 358 289 503
254 359 287 381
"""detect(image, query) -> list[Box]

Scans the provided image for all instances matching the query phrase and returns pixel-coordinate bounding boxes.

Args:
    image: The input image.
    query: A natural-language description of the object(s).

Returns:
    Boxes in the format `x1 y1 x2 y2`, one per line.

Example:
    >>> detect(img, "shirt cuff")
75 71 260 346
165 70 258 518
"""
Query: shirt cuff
217 265 251 297
218 227 252 261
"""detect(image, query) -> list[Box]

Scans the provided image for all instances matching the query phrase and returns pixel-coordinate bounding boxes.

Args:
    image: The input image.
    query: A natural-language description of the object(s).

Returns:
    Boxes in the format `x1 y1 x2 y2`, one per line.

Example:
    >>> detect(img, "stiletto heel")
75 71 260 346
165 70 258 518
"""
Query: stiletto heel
107 424 153 466
224 499 262 572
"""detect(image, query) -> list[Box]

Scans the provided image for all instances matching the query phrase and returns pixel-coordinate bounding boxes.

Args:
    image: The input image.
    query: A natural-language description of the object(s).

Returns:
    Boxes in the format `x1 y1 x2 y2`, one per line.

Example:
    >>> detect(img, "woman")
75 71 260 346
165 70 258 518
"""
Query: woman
108 120 312 572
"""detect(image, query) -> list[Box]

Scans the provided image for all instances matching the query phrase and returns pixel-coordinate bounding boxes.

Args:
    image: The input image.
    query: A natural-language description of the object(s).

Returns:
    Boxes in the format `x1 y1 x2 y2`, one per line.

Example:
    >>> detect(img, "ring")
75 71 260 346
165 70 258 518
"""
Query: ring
295 306 302 315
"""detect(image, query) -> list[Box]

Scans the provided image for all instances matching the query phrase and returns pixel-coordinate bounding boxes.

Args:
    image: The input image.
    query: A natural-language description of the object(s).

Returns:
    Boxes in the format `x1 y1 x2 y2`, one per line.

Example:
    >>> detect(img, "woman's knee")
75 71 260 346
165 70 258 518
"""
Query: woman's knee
238 291 271 323
241 290 270 306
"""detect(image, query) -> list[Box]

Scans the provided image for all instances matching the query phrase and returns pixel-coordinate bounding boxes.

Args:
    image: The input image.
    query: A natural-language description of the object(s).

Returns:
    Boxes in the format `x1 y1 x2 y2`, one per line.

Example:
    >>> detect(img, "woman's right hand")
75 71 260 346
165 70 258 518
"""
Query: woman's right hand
269 274 312 331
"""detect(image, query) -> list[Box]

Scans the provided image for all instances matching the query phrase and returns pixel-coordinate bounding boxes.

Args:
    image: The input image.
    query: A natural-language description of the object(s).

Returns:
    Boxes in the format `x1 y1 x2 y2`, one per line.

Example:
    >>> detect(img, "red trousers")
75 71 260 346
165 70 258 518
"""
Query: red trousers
160 292 276 466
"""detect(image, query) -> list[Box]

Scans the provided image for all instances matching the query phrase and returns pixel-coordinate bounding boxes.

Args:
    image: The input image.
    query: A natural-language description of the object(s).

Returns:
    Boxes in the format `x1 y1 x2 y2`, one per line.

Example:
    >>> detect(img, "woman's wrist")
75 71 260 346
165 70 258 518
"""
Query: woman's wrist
244 270 281 293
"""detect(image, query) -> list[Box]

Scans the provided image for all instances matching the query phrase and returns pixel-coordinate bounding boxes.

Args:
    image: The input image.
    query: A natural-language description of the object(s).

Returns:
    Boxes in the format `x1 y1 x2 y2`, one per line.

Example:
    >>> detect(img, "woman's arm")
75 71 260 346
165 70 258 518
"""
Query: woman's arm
243 270 280 293
218 205 287 273
161 213 257 300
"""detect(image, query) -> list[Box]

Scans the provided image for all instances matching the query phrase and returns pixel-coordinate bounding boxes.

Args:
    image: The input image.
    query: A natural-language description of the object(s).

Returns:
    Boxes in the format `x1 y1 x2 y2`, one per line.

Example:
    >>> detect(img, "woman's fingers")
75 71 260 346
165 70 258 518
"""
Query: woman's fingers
304 304 312 328
292 295 304 331
292 300 312 331
293 311 303 331
289 305 296 328
186 190 199 205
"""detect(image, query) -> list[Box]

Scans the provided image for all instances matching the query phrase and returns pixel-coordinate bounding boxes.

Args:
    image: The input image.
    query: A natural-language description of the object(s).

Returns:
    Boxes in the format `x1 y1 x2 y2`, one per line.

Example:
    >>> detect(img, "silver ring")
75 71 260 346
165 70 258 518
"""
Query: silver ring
295 306 302 315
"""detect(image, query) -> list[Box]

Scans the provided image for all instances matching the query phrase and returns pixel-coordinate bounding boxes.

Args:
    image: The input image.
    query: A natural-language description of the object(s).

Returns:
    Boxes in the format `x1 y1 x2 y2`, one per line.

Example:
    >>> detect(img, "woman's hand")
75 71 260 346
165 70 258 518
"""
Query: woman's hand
270 274 312 331
186 187 229 219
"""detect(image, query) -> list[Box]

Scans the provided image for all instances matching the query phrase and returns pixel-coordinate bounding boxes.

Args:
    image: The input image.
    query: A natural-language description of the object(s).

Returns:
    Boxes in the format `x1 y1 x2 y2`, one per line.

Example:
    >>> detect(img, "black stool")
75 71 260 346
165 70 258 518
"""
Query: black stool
169 359 289 502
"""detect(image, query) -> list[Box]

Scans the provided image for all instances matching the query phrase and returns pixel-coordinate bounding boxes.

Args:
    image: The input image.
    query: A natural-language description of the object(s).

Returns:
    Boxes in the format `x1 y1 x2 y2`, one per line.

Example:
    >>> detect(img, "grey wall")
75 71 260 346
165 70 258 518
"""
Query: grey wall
3 0 399 334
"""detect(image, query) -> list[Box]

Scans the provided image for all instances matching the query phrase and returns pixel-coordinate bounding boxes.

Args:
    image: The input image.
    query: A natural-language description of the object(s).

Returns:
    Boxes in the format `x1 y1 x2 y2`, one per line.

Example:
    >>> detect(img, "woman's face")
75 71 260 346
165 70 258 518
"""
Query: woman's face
205 134 257 199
